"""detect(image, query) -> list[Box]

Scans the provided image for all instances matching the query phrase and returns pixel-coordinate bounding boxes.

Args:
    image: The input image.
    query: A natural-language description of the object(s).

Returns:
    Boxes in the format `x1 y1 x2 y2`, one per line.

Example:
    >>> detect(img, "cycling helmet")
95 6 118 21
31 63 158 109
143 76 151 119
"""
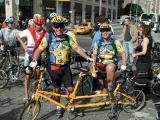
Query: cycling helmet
5 17 14 23
49 12 57 20
33 14 44 25
99 22 111 29
28 19 34 27
51 16 64 23
63 18 68 23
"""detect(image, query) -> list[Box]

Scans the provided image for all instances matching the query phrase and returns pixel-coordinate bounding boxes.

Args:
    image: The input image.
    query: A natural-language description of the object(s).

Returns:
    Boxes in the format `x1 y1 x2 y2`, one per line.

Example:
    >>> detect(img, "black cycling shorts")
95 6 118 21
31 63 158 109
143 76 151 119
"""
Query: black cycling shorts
49 64 73 87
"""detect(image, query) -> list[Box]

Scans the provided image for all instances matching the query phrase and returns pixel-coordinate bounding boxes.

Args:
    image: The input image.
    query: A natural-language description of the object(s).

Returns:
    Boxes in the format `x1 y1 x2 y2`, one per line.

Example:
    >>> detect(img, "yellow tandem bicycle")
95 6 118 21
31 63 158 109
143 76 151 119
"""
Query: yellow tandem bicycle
19 64 145 120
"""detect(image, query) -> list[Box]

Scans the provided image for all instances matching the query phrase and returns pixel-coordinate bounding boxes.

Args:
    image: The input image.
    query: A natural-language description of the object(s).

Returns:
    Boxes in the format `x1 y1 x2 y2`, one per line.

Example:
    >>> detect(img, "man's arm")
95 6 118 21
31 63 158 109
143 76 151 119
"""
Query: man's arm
16 33 28 52
74 46 90 60
131 25 138 43
121 51 126 66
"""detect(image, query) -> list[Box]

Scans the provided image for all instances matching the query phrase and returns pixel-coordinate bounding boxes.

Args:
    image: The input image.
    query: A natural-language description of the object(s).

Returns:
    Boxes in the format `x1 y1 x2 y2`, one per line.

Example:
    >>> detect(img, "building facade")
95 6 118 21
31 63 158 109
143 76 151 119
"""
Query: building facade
3 0 118 24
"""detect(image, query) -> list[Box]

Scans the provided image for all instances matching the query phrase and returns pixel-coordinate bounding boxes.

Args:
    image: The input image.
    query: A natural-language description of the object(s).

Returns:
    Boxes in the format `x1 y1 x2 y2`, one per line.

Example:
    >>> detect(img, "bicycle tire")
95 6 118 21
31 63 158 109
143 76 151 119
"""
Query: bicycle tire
123 90 145 113
76 75 93 96
151 80 160 97
19 100 41 120
0 69 9 89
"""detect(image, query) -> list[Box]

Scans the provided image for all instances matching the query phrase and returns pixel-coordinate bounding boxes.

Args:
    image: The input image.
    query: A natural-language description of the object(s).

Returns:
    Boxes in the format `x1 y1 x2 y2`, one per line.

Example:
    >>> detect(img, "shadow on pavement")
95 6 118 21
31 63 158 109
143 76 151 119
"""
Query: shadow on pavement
37 109 57 120
0 106 23 120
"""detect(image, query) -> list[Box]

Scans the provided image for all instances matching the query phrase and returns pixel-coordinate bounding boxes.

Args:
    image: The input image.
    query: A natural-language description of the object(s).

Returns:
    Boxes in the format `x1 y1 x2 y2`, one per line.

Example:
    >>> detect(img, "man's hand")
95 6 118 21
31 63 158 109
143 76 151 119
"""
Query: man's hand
132 53 136 58
29 61 37 68
120 65 127 71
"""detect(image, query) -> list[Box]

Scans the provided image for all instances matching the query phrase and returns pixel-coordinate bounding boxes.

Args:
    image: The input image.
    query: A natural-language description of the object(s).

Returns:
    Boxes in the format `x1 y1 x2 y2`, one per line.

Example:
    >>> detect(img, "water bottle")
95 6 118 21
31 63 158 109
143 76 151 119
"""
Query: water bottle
91 64 97 77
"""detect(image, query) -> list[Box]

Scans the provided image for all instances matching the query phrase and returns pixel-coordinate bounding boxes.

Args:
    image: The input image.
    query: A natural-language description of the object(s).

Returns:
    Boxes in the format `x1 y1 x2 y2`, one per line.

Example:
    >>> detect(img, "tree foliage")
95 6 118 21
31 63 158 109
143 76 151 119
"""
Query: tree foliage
123 3 143 16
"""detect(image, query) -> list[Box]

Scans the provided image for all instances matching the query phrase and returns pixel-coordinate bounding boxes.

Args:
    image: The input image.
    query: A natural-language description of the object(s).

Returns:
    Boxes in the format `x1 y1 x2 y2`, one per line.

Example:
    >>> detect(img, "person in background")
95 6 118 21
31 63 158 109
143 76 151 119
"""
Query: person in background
120 17 138 65
16 14 46 102
28 19 34 28
0 17 19 54
133 23 153 84
45 12 57 33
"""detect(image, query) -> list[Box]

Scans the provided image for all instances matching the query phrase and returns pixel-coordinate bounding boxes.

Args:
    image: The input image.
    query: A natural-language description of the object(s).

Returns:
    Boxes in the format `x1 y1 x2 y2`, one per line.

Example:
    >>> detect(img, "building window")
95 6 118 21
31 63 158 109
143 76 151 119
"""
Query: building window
0 0 5 23
108 8 111 19
113 0 116 5
108 0 111 4
62 2 70 20
85 5 92 21
102 0 106 3
74 3 82 24
94 6 99 18
95 0 99 3
102 7 106 16
113 9 116 19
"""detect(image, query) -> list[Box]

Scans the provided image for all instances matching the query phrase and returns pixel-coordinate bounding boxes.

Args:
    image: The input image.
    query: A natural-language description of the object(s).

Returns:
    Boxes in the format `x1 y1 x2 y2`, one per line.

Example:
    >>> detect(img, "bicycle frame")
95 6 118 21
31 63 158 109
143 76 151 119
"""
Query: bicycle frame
32 71 135 111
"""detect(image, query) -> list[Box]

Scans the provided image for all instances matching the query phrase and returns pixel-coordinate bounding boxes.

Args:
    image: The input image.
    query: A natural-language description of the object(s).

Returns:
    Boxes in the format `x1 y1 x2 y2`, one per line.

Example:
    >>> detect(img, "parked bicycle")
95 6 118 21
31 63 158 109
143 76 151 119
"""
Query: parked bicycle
150 63 160 97
0 47 24 88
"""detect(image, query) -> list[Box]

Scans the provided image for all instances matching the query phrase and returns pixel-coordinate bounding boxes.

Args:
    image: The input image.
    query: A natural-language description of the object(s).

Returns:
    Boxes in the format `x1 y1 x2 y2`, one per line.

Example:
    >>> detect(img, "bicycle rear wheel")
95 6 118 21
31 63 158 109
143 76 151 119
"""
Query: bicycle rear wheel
151 80 160 97
19 100 41 120
123 90 145 113
0 69 9 89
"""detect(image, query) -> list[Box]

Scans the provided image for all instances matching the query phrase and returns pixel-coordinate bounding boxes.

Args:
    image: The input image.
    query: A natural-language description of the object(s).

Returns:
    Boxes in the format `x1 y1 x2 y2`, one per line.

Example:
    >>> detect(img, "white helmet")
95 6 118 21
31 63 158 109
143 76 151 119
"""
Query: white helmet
49 12 57 20
28 19 34 27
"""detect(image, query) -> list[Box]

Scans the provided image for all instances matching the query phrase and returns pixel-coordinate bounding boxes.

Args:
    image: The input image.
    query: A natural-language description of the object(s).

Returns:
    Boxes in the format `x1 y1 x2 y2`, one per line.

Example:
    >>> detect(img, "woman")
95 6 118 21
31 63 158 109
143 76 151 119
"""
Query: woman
133 23 153 83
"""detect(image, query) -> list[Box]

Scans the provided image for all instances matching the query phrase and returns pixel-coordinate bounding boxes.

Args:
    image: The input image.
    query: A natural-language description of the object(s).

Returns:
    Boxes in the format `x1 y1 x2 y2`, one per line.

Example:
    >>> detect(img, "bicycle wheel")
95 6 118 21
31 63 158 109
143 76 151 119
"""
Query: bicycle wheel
0 69 9 89
19 100 41 120
151 80 160 97
76 75 93 96
123 90 145 113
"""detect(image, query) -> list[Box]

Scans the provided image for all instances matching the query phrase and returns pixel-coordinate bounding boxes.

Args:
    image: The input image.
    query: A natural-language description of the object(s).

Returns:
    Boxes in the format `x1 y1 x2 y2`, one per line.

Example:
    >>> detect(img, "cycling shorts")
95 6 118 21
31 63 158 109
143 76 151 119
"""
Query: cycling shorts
48 64 73 87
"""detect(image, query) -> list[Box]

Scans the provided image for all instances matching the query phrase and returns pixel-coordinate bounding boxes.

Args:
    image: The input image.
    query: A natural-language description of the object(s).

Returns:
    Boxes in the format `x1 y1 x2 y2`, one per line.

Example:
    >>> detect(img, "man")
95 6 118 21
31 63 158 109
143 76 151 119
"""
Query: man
30 16 93 118
16 14 46 102
0 17 19 52
0 17 19 79
90 16 114 51
92 22 126 99
120 17 138 65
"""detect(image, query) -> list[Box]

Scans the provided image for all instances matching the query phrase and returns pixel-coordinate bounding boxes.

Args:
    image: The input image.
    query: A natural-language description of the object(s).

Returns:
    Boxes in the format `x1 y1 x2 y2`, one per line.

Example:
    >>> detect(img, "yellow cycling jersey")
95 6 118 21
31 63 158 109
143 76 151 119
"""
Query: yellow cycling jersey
39 34 78 65
93 38 125 64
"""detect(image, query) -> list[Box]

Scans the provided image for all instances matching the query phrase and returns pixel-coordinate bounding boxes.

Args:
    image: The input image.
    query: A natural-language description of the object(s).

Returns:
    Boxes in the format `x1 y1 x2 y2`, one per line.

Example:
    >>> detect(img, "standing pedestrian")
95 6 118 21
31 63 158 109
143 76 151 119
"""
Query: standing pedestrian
133 23 153 84
120 17 138 65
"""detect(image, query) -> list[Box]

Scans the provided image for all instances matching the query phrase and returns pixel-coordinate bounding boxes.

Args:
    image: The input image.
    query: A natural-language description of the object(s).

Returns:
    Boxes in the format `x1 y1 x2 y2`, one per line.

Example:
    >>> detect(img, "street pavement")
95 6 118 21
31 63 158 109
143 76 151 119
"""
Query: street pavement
0 23 160 120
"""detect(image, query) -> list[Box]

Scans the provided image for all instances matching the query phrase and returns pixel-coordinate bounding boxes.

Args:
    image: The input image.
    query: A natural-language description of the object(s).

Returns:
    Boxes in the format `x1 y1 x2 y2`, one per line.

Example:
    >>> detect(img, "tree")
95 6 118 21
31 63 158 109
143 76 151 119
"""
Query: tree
123 3 143 17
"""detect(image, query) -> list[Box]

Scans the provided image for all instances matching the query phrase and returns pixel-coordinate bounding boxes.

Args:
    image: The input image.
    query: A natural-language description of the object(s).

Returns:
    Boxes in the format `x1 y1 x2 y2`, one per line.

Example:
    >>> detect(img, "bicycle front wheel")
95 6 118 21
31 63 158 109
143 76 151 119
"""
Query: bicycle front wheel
123 90 145 113
76 75 93 96
19 100 41 120
0 69 9 89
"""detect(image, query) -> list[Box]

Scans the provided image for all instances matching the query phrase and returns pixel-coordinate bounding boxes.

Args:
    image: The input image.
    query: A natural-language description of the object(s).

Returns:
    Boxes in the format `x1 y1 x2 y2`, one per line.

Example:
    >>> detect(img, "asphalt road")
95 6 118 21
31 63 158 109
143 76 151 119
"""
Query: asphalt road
0 23 160 120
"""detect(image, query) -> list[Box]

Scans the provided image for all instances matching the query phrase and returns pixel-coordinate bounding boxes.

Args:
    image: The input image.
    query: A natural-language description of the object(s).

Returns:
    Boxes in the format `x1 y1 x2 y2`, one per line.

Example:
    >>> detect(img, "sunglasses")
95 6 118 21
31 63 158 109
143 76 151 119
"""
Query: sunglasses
53 23 65 29
100 28 111 32
7 22 14 24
